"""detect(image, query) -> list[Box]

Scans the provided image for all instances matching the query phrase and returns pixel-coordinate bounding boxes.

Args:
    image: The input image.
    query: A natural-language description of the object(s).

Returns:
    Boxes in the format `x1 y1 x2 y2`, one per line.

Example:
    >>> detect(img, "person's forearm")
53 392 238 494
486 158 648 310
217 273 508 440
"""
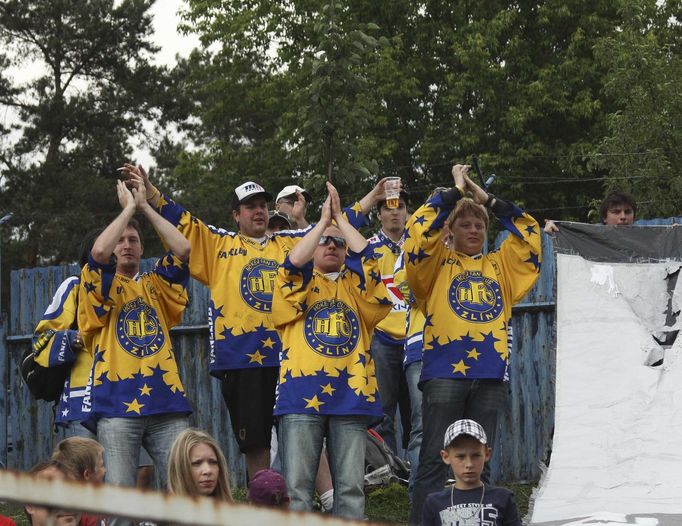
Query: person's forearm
288 222 326 267
334 215 367 253
91 206 135 264
140 203 190 261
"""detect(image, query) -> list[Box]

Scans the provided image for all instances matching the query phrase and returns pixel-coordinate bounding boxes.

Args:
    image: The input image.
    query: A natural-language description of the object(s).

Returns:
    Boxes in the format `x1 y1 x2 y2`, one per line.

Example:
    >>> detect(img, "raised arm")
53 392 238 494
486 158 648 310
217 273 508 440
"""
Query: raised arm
90 180 137 264
357 176 403 216
130 174 190 262
329 182 367 253
287 194 332 267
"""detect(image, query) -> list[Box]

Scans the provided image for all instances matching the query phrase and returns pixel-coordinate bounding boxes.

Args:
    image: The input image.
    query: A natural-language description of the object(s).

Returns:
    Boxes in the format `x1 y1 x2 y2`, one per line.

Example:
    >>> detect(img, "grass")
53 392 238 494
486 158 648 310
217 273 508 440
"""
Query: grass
2 481 537 525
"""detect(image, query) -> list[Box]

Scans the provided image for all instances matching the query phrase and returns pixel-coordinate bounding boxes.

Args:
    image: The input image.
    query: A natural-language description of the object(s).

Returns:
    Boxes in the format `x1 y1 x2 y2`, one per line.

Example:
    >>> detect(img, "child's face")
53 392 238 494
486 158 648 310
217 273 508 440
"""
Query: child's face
440 436 491 490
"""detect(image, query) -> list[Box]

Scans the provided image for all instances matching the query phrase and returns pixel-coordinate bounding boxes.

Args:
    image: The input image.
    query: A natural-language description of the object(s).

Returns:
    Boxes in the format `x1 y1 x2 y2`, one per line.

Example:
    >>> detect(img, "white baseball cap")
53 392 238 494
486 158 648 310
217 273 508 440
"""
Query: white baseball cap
276 185 311 204
232 181 272 208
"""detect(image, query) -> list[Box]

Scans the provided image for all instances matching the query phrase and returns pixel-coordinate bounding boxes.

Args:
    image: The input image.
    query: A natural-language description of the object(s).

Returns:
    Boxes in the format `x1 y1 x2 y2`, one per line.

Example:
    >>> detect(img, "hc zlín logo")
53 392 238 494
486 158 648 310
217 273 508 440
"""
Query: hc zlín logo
305 300 360 358
117 298 165 358
240 258 279 312
448 271 503 323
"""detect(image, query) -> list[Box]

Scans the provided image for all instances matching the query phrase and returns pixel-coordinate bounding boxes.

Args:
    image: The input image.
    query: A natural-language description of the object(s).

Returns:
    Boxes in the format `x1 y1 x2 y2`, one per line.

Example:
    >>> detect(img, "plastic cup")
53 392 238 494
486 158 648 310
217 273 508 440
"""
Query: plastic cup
384 177 401 208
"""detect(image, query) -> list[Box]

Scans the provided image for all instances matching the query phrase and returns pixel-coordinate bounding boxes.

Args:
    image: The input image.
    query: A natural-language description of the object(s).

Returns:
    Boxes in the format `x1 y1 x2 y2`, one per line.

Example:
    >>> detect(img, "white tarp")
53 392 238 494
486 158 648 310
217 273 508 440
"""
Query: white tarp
529 254 682 526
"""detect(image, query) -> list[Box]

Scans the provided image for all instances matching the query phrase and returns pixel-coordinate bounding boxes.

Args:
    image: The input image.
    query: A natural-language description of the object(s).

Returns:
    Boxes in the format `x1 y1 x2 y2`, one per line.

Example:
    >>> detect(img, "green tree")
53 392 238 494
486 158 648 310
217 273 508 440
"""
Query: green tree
0 0 170 268
594 0 682 219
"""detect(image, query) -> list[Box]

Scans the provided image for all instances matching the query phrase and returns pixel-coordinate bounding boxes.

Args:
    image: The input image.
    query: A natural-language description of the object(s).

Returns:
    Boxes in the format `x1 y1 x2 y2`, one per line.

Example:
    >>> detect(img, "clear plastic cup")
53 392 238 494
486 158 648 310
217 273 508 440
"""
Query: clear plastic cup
384 177 401 208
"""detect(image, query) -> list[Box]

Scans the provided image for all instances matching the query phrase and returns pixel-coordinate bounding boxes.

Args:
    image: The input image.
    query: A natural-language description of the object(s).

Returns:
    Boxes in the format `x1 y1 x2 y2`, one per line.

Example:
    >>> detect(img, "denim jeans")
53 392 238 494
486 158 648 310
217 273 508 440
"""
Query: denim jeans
279 413 369 519
409 378 507 525
98 414 189 525
57 421 97 440
404 361 423 502
371 334 405 453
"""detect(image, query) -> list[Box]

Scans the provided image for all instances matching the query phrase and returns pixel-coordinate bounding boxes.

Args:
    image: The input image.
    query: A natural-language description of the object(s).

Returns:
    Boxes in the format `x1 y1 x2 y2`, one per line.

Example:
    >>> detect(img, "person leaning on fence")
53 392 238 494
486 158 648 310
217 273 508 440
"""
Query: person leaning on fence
77 173 192 517
543 189 637 233
404 164 542 524
421 419 521 526
30 229 101 438
168 428 233 501
271 182 392 519
119 164 382 481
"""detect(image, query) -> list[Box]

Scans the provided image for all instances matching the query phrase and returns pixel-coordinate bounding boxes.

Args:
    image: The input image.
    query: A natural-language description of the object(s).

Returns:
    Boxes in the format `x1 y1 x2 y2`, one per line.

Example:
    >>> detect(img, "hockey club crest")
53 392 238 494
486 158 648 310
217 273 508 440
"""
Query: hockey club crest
448 271 503 323
240 258 279 312
304 299 360 358
117 298 165 358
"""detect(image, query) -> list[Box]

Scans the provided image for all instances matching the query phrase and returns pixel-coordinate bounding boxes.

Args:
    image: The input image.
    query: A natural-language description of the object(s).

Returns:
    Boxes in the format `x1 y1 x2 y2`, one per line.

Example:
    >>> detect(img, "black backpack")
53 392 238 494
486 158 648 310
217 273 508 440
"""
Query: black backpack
364 428 410 489
21 330 72 402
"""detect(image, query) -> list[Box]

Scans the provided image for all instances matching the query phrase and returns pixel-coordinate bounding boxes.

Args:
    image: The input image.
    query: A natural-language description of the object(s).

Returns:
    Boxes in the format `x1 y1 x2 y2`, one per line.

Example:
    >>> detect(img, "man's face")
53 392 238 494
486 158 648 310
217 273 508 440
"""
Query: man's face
603 204 635 225
450 213 487 256
26 467 80 526
275 195 299 218
114 225 143 275
378 200 408 234
440 436 491 490
233 197 269 237
313 226 346 273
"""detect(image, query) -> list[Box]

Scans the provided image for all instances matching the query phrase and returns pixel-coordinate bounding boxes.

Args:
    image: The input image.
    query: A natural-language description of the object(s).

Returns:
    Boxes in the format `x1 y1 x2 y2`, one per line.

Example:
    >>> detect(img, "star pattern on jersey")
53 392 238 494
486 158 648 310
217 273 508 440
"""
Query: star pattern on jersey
321 383 336 396
525 224 538 236
139 384 152 396
247 350 266 365
124 398 144 414
304 394 325 412
525 251 541 272
84 281 96 294
451 360 470 375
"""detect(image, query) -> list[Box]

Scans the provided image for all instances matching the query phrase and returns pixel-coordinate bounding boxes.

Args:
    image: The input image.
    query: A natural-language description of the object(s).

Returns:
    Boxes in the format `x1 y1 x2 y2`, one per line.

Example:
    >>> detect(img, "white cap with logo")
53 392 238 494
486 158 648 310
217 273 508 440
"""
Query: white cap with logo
276 185 311 204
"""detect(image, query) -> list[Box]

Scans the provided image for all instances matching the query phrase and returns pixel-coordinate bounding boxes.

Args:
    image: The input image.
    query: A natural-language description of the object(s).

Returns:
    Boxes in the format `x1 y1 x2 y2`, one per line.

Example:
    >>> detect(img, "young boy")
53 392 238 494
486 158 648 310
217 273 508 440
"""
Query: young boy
421 419 521 526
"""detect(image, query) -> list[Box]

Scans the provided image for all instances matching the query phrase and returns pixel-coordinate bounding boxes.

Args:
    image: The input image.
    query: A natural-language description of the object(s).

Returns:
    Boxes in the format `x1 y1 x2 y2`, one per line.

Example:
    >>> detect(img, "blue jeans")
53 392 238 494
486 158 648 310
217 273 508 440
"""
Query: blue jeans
404 361 423 501
58 421 97 440
371 334 405 453
409 378 507 525
279 413 369 519
98 413 188 524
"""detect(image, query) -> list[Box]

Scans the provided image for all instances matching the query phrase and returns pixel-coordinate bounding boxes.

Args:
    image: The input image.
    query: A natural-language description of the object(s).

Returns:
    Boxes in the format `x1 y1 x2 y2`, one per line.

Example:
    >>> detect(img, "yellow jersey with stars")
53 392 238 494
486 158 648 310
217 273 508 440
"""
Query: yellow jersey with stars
404 189 541 383
155 192 368 374
272 246 392 417
77 253 191 423
367 230 407 346
32 275 95 425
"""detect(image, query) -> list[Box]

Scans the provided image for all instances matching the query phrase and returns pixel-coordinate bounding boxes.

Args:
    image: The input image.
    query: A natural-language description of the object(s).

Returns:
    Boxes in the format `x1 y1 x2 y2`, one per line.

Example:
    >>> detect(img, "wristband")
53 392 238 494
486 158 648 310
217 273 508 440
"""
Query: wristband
147 187 159 202
455 185 465 196
484 193 495 208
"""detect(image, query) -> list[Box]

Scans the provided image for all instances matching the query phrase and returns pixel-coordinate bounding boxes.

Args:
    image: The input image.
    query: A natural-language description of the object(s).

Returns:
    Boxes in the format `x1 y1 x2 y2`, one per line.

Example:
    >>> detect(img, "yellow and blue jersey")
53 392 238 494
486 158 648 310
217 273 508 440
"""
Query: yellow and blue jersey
366 230 407 346
155 193 368 374
272 246 392 417
392 252 425 369
77 253 191 424
404 190 541 383
32 276 94 425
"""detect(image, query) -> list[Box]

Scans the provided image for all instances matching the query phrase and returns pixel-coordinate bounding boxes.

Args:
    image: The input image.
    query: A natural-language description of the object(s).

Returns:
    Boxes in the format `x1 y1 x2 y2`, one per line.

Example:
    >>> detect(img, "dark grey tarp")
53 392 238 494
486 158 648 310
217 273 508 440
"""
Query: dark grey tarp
553 221 682 262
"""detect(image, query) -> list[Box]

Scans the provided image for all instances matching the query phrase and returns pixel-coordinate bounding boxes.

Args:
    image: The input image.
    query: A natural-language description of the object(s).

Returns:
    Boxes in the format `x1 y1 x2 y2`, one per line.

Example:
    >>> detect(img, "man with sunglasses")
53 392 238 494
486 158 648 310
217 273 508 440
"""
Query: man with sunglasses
272 182 392 519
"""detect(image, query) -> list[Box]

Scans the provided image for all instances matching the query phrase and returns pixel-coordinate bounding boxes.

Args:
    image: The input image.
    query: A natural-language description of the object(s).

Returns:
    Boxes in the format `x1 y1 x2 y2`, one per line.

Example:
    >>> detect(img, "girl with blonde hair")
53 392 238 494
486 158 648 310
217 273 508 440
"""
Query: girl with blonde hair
167 428 233 501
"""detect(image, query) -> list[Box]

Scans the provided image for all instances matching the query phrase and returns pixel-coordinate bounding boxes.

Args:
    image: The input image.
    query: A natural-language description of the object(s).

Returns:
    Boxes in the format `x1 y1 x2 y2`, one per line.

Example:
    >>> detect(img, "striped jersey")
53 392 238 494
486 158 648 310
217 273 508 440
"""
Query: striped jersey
367 230 407 346
32 276 94 425
272 246 393 417
393 252 425 369
78 253 191 424
404 189 541 383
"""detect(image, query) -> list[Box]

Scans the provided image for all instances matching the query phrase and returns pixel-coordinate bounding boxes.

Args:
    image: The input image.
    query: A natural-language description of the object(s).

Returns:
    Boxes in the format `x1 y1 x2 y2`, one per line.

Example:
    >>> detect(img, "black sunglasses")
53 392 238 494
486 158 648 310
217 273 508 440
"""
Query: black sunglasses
318 235 346 248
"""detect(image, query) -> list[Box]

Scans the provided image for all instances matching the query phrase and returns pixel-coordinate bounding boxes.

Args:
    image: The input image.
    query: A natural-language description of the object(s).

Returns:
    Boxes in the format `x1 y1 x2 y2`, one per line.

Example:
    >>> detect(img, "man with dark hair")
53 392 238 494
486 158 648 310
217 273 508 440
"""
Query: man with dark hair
544 189 637 233
598 190 636 225
78 174 192 515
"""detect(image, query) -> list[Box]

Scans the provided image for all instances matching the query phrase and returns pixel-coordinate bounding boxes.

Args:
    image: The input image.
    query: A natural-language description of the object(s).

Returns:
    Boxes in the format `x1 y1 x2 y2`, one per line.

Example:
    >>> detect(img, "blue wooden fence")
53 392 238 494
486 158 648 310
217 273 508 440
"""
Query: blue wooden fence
1 232 560 485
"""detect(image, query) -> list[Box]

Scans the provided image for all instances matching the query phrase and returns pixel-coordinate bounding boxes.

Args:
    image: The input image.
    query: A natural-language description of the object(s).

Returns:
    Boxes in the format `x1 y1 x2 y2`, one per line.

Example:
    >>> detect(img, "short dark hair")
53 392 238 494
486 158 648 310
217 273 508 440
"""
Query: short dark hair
126 218 144 247
599 191 636 223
